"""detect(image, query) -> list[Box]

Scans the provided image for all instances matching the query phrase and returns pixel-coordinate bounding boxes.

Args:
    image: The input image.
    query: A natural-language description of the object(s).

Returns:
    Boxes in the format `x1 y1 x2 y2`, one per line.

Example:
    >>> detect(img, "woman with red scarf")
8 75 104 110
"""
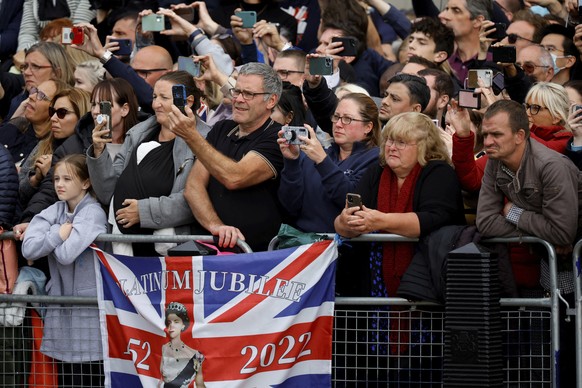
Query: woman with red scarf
335 112 466 297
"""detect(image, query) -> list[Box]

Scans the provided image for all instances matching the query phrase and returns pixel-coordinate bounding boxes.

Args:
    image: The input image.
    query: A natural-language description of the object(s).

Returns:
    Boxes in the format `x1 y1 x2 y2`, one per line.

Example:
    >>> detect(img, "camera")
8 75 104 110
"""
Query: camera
458 89 481 110
282 125 308 145
309 56 334 76
61 27 84 45
332 36 359 56
467 69 493 89
235 11 257 28
142 14 166 32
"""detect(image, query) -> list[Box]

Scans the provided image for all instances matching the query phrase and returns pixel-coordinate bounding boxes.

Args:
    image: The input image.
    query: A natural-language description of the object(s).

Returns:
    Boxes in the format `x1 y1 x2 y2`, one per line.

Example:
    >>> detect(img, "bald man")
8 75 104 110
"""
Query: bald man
130 45 173 87
516 45 554 83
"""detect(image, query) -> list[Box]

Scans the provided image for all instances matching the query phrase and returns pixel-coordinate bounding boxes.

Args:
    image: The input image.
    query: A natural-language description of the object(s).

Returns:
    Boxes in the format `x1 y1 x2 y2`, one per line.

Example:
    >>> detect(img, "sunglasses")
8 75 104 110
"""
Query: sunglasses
507 33 536 45
49 107 74 119
517 62 550 74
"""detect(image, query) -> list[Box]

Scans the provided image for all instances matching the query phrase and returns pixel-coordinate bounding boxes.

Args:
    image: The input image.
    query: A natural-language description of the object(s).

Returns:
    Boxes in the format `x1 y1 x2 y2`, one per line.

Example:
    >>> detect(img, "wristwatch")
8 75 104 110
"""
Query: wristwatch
99 50 113 64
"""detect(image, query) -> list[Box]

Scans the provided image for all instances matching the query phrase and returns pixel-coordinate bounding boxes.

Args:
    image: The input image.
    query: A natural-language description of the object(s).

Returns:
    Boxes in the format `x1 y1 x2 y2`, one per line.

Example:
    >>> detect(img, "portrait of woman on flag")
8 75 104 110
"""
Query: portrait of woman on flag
159 302 205 388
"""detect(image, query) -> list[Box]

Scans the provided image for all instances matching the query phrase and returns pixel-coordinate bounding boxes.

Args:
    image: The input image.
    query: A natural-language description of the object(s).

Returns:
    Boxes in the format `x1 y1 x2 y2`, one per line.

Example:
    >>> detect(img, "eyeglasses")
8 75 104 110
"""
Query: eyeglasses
29 86 50 101
523 103 547 115
275 69 304 79
49 107 74 119
517 62 550 74
385 138 417 150
20 63 53 73
229 88 271 100
330 114 369 125
133 68 168 79
507 33 536 45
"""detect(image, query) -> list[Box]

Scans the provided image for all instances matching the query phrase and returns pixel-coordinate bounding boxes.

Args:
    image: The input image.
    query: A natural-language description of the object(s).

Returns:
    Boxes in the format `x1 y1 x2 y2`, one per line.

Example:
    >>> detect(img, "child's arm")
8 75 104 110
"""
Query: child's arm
52 205 107 265
22 211 64 261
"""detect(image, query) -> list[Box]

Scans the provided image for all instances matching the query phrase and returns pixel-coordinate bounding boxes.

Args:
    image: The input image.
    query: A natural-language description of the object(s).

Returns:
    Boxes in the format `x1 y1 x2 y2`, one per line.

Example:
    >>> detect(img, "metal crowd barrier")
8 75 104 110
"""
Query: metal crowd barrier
0 233 562 387
573 239 582 388
271 233 561 387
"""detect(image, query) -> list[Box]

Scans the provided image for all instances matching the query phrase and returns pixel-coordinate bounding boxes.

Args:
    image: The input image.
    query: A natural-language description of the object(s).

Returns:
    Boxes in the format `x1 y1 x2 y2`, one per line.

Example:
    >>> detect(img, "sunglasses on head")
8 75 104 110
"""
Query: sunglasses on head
49 107 74 119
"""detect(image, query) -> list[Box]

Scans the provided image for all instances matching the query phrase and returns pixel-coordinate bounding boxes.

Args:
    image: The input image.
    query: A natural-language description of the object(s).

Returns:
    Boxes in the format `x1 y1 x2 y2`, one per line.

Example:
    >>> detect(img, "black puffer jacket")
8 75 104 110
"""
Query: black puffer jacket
0 144 18 227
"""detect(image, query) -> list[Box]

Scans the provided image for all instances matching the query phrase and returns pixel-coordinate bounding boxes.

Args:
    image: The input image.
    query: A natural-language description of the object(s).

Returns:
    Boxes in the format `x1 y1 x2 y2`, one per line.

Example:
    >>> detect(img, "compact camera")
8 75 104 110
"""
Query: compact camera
61 27 84 45
282 125 308 145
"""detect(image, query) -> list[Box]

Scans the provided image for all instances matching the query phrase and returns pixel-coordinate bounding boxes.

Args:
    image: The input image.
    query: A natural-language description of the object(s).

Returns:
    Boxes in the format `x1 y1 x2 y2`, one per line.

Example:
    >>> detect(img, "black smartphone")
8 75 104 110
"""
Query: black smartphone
331 36 359 56
458 89 481 110
490 22 507 41
491 45 516 63
175 7 199 24
98 101 112 138
492 72 504 95
178 56 201 77
111 38 132 56
346 193 362 209
172 84 187 114
571 104 582 117
235 11 257 28
309 56 333 76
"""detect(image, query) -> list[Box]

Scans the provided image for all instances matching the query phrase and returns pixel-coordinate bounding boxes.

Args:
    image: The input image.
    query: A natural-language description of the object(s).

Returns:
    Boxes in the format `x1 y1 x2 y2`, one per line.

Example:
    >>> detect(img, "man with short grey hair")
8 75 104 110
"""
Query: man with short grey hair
170 63 284 252
516 44 554 82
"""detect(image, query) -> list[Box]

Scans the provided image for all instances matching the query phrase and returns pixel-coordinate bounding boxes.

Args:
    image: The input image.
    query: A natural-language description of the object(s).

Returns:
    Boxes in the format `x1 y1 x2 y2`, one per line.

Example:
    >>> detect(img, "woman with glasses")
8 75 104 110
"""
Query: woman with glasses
277 93 380 232
335 112 465 293
87 71 210 257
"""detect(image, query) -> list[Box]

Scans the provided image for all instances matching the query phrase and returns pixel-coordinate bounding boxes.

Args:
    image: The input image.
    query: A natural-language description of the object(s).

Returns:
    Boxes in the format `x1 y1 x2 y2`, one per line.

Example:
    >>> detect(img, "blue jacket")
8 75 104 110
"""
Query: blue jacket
0 145 18 227
351 48 393 97
278 142 379 232
0 0 23 59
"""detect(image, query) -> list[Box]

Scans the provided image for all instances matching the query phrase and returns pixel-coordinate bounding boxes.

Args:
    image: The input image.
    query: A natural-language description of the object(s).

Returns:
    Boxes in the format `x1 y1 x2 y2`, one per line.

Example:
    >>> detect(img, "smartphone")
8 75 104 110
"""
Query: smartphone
98 101 112 138
571 104 582 117
61 27 84 45
467 69 493 89
178 56 201 77
331 36 359 56
142 14 165 32
309 56 333 76
175 7 199 24
235 11 257 28
458 89 481 110
110 38 132 56
172 84 187 114
432 119 441 129
491 45 516 63
490 22 507 41
346 193 363 209
492 72 504 95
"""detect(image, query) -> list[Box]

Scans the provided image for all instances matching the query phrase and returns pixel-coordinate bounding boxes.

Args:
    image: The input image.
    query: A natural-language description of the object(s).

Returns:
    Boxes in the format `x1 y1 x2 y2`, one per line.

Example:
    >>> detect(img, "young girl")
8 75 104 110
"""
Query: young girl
160 302 205 388
22 153 107 387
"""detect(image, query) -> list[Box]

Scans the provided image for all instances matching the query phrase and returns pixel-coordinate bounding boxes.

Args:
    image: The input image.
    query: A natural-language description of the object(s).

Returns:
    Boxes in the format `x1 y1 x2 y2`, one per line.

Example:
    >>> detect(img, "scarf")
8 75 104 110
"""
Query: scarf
377 163 422 296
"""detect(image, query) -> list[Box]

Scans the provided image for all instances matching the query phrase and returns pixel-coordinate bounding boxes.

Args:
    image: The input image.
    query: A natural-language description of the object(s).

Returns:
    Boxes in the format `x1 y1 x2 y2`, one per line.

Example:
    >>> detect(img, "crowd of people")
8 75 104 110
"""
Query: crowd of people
1 0 582 385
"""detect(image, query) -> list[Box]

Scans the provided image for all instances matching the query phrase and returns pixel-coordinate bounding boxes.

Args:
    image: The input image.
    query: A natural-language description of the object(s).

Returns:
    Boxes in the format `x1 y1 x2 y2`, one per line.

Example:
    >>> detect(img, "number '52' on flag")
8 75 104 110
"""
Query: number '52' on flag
93 240 338 387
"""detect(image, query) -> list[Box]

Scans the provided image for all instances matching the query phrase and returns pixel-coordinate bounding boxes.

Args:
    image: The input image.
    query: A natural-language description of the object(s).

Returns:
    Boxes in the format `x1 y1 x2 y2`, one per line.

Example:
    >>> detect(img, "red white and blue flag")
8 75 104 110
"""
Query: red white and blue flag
93 240 338 387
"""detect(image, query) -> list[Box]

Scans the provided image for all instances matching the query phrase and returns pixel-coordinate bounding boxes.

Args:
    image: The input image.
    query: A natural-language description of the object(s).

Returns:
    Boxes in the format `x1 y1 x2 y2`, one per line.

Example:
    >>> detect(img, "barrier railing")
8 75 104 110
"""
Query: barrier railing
0 232 562 387
573 239 582 388
271 233 560 386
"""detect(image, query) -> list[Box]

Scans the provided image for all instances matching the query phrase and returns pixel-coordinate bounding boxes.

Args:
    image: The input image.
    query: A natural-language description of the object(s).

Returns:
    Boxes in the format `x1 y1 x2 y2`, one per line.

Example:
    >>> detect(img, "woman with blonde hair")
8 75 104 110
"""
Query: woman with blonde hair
335 112 465 295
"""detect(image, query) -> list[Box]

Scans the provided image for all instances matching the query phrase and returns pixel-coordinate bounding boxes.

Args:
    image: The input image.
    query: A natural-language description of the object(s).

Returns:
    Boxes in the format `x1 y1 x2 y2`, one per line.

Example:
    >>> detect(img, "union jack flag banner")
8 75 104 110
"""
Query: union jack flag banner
93 240 338 387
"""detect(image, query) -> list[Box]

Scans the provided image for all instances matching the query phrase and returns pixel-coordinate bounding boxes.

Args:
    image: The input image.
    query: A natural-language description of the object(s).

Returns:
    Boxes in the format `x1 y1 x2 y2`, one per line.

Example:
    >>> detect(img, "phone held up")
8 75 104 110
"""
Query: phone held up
110 39 132 56
309 56 333 76
346 193 363 209
458 90 481 110
172 84 187 114
467 69 493 89
178 56 201 77
331 36 359 56
282 125 308 145
142 14 166 32
97 101 112 139
61 27 84 45
235 11 257 28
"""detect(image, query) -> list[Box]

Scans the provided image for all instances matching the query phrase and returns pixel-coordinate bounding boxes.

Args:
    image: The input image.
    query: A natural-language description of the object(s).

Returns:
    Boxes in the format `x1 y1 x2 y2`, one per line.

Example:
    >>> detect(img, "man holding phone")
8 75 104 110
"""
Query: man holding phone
168 63 284 252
